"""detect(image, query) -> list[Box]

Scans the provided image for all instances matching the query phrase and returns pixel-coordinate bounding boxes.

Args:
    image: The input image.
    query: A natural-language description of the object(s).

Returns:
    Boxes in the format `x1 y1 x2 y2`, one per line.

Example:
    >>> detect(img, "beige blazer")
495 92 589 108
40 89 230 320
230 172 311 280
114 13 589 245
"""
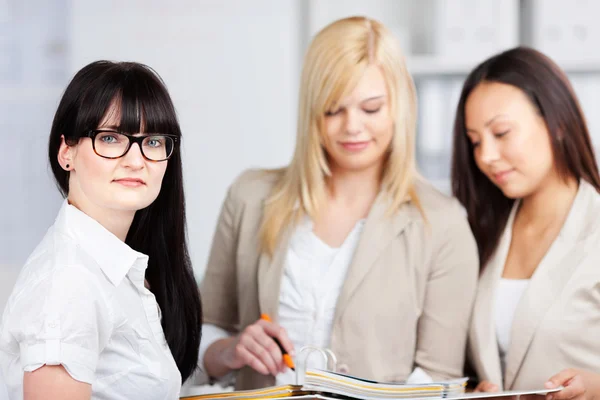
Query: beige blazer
200 169 479 390
469 180 600 390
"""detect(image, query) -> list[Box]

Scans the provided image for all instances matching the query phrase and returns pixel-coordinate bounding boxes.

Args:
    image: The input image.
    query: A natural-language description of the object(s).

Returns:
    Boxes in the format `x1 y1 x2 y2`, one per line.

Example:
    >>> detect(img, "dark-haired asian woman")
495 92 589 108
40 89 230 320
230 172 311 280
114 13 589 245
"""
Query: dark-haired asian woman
451 46 600 400
0 61 202 400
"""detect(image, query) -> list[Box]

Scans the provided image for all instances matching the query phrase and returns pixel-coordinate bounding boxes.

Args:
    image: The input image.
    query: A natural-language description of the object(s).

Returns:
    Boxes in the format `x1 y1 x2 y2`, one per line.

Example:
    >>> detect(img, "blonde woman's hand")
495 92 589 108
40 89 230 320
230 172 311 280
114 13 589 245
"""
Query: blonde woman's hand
222 318 295 376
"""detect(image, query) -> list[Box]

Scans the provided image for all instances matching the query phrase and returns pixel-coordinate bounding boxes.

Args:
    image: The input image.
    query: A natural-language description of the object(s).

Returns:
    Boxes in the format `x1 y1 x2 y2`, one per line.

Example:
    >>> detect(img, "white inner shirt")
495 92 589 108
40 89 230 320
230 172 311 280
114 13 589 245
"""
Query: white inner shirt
276 216 364 384
494 278 530 374
0 200 181 400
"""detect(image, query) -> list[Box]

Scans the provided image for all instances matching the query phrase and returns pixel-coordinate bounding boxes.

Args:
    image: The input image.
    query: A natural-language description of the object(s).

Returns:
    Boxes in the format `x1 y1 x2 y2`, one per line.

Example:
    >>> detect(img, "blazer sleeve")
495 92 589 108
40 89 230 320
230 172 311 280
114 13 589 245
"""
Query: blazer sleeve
414 199 479 380
200 182 244 332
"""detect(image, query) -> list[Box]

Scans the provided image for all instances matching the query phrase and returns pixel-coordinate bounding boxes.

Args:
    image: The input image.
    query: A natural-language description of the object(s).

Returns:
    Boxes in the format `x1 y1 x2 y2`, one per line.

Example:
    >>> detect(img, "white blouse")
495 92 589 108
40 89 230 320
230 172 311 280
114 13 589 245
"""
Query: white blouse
494 278 530 374
0 201 181 400
275 216 365 384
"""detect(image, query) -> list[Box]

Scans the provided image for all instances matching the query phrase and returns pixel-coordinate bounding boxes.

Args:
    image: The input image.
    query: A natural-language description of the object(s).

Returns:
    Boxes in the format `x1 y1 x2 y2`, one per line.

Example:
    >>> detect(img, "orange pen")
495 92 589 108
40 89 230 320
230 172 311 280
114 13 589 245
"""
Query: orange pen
261 314 295 371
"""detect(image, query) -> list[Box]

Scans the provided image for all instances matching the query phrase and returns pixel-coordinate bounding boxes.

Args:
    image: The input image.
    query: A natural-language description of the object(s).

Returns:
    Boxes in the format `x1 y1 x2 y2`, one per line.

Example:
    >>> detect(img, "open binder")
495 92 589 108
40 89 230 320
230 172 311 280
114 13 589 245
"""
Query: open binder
182 346 561 400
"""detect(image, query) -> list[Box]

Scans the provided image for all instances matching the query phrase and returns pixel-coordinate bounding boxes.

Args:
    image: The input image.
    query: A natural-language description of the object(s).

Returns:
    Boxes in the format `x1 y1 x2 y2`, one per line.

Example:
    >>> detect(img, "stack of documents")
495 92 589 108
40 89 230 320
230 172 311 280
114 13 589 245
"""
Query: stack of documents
302 369 468 399
182 367 560 400
182 368 468 399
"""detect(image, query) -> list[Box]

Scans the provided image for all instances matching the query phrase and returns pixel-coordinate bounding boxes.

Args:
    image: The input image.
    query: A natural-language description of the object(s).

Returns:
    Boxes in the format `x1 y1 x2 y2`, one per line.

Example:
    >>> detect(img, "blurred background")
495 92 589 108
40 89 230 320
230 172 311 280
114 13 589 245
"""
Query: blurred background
2 0 600 396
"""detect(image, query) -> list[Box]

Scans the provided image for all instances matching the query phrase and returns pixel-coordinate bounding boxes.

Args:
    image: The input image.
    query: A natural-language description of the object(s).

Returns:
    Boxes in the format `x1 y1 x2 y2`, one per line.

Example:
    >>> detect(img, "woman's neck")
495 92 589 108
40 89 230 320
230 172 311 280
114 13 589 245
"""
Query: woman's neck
517 174 579 229
68 193 135 242
327 162 382 208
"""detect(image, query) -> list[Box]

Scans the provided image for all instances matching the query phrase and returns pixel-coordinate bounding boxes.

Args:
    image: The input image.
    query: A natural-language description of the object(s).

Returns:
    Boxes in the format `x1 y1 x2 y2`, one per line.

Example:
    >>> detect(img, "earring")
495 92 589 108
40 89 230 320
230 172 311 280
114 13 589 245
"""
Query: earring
65 164 70 169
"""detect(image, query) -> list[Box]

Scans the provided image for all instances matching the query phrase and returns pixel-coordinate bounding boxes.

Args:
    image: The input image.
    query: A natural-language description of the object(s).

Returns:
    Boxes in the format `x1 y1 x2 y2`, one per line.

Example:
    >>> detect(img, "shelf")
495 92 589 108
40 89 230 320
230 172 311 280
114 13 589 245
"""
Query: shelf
407 55 600 78
407 56 477 77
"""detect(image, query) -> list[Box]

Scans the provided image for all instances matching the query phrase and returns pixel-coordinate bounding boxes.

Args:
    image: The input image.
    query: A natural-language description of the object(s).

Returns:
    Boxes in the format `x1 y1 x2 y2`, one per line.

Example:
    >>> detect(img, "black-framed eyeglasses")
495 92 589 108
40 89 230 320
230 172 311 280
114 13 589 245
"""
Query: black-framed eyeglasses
84 129 178 162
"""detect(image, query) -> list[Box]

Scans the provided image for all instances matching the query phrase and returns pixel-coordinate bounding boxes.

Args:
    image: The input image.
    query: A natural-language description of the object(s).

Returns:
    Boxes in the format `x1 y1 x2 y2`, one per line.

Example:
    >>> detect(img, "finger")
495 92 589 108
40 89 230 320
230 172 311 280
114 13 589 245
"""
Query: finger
253 327 284 371
241 334 280 376
268 324 295 356
546 369 578 389
473 382 486 393
487 383 499 392
551 375 585 400
474 381 498 393
259 320 296 356
235 343 269 375
482 382 499 392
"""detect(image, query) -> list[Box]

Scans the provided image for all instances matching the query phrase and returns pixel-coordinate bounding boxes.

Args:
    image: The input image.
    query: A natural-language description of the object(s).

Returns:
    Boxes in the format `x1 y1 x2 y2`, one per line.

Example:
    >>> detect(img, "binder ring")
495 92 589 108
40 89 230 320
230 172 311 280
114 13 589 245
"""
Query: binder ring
294 346 338 385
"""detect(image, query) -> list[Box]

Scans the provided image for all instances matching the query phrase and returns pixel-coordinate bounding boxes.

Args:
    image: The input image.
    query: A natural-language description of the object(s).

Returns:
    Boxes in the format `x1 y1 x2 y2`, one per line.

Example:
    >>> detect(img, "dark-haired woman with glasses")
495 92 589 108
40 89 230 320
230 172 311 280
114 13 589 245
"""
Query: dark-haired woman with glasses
0 61 202 400
451 46 600 400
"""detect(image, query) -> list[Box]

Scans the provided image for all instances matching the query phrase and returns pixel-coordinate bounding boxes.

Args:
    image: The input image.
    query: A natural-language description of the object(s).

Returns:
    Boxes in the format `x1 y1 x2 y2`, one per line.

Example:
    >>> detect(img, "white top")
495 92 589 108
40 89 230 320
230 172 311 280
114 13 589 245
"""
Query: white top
494 278 530 374
0 201 181 400
276 216 365 384
199 217 434 385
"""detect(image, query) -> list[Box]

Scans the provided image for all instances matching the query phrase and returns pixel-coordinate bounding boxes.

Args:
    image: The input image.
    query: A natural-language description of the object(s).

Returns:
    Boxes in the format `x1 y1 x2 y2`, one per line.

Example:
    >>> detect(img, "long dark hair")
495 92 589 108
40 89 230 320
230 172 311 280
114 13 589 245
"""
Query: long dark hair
451 46 600 269
48 61 202 381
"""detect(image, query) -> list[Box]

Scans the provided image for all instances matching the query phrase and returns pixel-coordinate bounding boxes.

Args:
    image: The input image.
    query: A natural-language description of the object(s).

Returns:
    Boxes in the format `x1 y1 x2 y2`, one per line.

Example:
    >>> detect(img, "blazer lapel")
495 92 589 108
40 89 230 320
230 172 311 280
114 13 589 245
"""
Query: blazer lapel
333 192 414 321
257 223 293 321
471 202 518 389
504 181 592 389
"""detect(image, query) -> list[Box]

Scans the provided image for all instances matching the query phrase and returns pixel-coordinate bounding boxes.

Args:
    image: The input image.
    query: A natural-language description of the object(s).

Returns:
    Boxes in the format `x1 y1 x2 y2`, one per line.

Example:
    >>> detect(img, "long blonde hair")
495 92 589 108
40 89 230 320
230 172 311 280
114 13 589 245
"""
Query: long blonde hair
260 16 421 256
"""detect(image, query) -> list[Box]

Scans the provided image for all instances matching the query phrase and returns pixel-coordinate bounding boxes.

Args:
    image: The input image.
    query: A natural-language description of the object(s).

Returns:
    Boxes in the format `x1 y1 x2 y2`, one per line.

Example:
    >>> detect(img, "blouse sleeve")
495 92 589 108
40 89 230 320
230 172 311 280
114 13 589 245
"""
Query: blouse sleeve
2 264 113 384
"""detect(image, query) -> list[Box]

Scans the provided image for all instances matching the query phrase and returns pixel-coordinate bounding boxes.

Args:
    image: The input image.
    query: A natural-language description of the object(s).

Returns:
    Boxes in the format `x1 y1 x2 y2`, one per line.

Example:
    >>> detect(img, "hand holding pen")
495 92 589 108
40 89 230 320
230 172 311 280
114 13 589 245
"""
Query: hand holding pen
221 313 295 376
261 314 295 371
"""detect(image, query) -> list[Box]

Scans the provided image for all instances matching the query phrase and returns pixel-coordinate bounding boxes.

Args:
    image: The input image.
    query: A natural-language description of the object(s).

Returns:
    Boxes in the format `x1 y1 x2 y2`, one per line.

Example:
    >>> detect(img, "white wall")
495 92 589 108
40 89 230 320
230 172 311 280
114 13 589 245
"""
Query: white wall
0 0 66 286
1 16 66 397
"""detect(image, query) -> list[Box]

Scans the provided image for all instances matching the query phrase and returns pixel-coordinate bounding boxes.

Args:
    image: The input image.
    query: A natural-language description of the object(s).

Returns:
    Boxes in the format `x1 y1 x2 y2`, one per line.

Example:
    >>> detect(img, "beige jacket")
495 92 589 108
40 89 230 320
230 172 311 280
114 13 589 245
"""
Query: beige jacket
201 169 479 390
469 180 600 390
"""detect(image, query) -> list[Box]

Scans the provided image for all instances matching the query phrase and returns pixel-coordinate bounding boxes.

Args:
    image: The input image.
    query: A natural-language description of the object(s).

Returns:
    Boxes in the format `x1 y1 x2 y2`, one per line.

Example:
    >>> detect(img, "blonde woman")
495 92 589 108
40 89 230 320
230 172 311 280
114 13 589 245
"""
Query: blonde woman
199 16 478 390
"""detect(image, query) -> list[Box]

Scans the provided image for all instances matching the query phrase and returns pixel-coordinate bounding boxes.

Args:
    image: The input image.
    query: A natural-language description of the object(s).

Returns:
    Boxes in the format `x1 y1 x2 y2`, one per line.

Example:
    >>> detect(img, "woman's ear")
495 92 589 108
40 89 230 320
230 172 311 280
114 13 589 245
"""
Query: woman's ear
57 135 76 171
